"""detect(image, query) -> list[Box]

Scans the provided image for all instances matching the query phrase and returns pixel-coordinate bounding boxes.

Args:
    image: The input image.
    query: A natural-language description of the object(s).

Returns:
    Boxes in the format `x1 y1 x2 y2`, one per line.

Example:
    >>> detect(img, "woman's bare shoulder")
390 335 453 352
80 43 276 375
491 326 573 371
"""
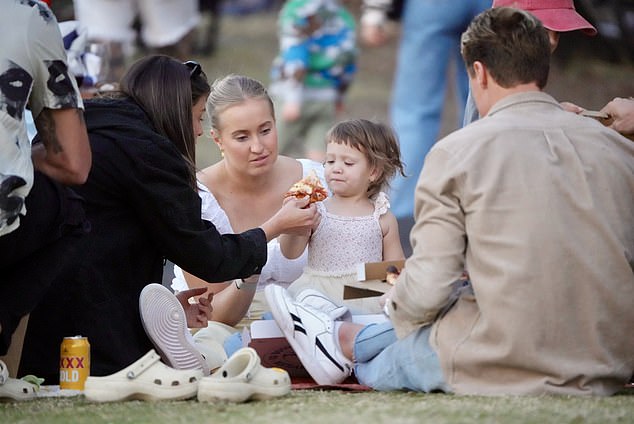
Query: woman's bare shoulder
275 155 305 179
196 162 223 190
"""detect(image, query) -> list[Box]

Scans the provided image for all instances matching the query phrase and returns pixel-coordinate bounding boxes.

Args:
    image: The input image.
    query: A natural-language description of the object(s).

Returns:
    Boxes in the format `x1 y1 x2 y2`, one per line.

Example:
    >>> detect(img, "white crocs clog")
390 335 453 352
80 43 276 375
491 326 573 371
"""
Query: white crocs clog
0 360 38 402
197 347 291 403
83 350 203 402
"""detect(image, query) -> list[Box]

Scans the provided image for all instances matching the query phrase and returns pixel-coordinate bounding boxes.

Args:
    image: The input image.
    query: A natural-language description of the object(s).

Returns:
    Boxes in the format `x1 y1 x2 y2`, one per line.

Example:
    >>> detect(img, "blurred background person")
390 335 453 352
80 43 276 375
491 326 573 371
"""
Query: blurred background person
463 0 598 126
72 0 201 84
270 0 357 162
360 0 490 255
0 0 90 391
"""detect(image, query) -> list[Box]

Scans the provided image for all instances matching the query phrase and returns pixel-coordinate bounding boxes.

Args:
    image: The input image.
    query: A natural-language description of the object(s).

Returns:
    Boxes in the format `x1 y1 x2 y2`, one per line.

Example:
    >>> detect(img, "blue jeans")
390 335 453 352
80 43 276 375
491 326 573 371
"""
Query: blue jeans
353 321 449 392
388 0 489 219
462 89 479 127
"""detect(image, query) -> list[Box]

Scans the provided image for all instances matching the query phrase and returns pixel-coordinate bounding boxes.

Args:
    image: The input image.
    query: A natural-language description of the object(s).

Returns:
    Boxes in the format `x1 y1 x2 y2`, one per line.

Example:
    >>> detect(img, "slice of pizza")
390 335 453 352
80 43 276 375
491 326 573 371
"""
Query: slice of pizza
385 265 401 286
284 170 328 204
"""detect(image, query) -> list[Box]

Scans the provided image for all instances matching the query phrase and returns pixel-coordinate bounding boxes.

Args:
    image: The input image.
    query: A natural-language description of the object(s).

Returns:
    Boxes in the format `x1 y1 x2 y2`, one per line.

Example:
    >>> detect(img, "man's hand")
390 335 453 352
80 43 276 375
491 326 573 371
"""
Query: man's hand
560 101 585 114
175 287 213 328
601 97 634 136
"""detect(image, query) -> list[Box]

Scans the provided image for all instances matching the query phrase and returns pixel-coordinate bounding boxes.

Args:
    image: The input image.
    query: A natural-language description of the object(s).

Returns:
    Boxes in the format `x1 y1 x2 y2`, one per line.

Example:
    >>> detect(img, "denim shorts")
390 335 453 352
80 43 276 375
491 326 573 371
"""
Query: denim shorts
353 321 450 392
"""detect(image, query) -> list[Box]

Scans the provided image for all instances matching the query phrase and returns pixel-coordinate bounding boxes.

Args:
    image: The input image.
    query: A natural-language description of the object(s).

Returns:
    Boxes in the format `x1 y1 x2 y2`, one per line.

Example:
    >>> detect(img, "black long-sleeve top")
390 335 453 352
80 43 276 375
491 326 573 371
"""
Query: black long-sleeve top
21 97 268 379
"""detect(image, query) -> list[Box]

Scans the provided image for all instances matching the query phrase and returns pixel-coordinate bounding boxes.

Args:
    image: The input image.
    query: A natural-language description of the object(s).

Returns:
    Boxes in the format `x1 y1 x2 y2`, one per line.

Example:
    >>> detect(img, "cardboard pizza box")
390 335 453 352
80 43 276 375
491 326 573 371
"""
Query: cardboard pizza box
343 259 405 299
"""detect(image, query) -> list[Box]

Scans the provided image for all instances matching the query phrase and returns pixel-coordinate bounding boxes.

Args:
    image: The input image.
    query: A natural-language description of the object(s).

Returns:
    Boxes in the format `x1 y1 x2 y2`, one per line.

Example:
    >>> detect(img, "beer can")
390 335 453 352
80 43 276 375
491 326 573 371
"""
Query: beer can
60 336 90 390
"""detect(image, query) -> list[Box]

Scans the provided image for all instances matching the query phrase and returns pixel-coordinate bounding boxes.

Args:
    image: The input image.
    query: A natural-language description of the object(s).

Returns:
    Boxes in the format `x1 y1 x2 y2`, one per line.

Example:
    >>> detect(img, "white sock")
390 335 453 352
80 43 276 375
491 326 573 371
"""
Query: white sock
333 321 347 360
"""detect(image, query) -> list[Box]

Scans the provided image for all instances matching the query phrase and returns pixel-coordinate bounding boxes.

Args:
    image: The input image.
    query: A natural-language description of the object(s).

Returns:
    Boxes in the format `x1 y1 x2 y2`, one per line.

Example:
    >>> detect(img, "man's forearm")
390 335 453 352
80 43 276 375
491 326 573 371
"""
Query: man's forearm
32 108 91 185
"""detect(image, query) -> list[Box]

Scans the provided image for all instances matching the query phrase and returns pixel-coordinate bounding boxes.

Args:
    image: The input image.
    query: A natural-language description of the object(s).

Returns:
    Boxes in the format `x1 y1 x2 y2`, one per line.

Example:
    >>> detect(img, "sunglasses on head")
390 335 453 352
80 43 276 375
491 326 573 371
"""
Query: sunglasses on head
184 60 202 78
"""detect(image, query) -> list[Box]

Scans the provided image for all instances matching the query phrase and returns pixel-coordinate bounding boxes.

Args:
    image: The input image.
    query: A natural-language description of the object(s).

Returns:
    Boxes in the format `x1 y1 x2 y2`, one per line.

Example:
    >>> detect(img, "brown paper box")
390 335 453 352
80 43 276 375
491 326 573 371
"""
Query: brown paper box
242 321 308 377
343 259 406 299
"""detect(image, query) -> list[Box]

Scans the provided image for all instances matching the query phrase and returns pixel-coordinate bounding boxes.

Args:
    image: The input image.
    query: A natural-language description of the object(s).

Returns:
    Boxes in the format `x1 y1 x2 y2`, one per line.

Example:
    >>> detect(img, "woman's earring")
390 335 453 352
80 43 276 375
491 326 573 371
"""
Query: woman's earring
220 150 225 158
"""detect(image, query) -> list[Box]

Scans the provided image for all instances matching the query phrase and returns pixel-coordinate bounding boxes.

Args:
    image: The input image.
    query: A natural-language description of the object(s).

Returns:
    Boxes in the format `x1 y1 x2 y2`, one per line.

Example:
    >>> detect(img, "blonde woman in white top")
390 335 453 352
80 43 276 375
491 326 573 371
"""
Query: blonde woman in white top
146 75 326 372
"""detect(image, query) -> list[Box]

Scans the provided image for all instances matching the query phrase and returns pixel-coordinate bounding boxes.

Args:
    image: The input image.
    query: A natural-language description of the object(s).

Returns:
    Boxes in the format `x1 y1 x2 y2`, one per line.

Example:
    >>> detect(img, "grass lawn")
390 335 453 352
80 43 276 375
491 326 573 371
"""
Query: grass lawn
2 389 633 424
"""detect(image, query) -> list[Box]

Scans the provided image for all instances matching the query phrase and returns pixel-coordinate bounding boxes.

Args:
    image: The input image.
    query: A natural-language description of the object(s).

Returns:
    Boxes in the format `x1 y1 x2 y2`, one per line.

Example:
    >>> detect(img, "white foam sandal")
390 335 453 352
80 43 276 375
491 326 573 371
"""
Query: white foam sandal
197 347 291 403
84 350 203 402
0 360 38 402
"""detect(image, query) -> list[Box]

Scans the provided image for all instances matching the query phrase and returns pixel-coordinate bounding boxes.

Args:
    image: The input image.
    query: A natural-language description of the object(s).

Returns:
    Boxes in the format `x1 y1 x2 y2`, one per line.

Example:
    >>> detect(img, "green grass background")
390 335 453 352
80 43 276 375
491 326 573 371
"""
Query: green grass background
2 390 633 424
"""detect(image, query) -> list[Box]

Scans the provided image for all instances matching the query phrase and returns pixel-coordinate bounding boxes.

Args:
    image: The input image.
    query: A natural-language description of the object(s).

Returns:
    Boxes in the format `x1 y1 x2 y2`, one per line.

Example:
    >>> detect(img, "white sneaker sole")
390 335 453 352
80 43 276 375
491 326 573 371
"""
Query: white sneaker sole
197 379 290 402
139 284 209 375
84 378 199 402
84 350 202 402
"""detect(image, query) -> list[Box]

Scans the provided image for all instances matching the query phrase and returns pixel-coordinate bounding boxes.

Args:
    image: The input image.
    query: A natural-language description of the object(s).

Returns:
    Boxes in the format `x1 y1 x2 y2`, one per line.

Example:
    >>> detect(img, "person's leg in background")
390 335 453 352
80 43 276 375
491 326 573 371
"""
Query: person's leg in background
73 0 138 84
274 97 309 159
301 100 335 162
0 172 89 375
138 0 200 60
195 0 222 55
388 0 490 243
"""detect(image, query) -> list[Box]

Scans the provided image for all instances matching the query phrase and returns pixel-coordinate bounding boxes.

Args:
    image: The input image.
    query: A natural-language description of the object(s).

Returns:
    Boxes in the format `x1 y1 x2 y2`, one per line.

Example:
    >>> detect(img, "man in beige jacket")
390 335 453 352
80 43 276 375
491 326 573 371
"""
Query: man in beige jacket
267 6 634 395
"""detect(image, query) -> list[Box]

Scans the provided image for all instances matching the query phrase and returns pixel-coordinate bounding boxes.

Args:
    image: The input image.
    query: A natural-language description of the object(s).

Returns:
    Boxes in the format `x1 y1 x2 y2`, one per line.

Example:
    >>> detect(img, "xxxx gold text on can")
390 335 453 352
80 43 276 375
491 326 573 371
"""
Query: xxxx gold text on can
60 336 90 390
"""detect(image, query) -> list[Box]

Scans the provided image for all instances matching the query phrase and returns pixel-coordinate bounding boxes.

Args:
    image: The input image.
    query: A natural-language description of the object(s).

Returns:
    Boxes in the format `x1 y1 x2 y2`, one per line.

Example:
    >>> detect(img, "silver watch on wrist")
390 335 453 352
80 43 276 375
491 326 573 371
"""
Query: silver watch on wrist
235 274 259 290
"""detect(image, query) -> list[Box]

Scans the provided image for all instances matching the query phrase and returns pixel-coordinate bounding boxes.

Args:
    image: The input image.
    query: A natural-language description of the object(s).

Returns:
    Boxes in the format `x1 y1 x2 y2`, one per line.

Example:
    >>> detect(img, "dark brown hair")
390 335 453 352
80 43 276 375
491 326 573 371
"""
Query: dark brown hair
326 119 405 199
119 55 210 188
461 7 551 89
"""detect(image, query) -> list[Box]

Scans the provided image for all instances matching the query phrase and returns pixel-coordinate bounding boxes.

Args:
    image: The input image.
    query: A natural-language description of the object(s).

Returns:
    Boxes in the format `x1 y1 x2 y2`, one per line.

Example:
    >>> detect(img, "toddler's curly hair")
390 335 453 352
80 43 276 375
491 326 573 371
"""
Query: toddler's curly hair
326 118 405 199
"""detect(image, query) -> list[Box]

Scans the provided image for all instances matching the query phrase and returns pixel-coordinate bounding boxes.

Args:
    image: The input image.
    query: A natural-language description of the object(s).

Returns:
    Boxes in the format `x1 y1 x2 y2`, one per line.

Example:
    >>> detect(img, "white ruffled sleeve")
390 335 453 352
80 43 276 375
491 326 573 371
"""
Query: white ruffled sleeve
197 181 233 233
373 191 390 218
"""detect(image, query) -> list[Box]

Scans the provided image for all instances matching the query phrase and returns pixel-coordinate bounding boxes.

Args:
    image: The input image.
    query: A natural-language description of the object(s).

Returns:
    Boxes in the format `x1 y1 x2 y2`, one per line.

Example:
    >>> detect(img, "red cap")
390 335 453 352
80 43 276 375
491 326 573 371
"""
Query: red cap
492 0 597 36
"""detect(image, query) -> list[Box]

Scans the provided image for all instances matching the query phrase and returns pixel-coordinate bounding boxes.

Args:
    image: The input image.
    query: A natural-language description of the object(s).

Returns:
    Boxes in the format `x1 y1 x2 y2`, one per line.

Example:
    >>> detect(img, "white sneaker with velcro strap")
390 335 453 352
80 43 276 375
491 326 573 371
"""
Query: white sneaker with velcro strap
265 284 353 385
294 288 352 322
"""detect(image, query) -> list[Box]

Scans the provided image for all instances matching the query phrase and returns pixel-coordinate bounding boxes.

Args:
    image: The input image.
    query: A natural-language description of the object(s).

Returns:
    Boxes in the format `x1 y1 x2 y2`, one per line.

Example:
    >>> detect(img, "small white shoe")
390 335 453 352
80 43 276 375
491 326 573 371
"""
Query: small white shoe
0 360 38 402
295 288 351 321
84 350 203 402
265 285 352 385
139 283 209 375
197 347 290 403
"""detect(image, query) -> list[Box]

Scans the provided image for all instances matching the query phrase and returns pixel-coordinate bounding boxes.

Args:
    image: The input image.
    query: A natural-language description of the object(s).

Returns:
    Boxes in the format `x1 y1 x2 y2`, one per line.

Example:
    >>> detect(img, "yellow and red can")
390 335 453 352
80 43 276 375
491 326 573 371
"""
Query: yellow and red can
59 336 90 390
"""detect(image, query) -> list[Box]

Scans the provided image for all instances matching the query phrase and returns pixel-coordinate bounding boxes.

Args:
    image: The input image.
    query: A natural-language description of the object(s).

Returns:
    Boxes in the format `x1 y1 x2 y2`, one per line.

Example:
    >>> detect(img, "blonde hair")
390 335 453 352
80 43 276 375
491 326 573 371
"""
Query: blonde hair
206 74 275 132
326 119 405 199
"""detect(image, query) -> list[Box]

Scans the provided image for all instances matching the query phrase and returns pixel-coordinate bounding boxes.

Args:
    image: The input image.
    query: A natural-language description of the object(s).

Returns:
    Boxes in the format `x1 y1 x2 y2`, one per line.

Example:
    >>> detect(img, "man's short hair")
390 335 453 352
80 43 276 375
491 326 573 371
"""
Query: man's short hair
460 7 551 89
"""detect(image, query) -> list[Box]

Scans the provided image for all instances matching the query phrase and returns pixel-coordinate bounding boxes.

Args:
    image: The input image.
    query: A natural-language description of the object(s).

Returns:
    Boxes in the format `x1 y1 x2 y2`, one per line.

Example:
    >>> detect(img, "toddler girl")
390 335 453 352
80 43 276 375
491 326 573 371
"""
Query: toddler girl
282 118 405 314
